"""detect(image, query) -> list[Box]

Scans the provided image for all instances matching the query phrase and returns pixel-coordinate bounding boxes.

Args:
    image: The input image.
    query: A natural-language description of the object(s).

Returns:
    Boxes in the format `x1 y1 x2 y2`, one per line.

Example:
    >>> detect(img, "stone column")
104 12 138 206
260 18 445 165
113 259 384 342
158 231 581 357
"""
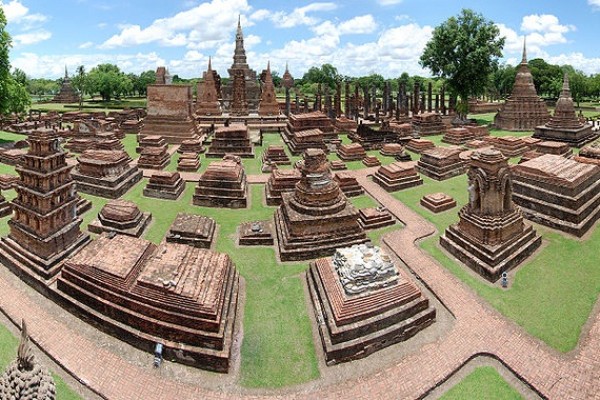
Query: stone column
295 95 300 113
363 86 370 119
413 82 420 116
440 85 446 115
285 87 291 116
335 81 342 118
344 81 350 118
427 82 433 113
435 94 440 113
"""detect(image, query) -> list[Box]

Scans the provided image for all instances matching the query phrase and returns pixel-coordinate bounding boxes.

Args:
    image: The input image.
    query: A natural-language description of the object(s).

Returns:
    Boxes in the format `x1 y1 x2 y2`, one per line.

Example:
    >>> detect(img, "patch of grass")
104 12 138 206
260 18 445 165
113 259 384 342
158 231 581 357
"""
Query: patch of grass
1 131 28 144
349 194 379 209
392 174 600 352
0 323 83 399
122 134 139 160
440 366 523 400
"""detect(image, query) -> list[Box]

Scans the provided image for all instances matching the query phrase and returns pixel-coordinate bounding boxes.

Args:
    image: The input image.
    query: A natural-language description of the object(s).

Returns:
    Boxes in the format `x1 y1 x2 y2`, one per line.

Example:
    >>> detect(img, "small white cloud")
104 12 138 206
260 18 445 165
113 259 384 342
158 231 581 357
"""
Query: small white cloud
589 0 600 10
377 0 403 5
12 29 51 45
79 41 94 49
338 15 377 35
2 0 29 22
97 22 107 29
250 9 271 21
271 2 337 28
521 14 575 34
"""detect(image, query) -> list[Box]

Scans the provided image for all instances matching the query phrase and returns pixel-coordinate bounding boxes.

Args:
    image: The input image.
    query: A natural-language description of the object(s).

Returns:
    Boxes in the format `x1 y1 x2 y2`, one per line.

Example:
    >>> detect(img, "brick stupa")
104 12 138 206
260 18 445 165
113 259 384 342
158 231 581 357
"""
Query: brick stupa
196 57 222 116
143 171 185 200
88 199 151 237
0 130 90 283
512 154 600 237
274 149 368 261
258 62 280 116
57 235 241 372
206 125 254 158
50 67 80 103
72 149 142 198
306 244 435 365
440 149 541 282
193 156 248 208
494 41 550 131
533 73 598 147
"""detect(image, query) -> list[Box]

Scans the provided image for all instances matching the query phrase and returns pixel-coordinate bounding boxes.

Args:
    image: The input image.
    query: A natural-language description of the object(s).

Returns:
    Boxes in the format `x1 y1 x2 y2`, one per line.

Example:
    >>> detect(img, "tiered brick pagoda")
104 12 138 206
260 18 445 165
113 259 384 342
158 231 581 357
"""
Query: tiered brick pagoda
358 207 395 230
265 168 301 206
380 143 410 161
334 172 364 197
283 111 336 148
306 244 435 365
177 152 201 172
258 62 280 116
274 149 368 261
440 149 541 281
166 213 216 248
420 193 457 213
50 67 80 103
222 17 260 113
284 128 327 155
417 147 466 180
88 199 151 237
334 116 357 133
533 73 597 146
373 162 423 192
57 235 241 372
512 154 600 237
412 112 445 136
206 125 254 158
337 143 366 161
72 150 142 198
238 220 274 246
178 135 205 154
576 142 600 165
193 156 248 208
137 136 171 169
140 69 200 144
143 171 185 200
0 130 90 283
494 42 550 131
362 155 381 167
196 58 222 116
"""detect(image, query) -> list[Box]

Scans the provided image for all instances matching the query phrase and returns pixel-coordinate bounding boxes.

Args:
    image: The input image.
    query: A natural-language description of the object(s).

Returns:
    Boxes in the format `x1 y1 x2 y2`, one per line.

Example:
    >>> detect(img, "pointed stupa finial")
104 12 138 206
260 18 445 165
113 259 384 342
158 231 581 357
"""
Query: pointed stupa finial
521 36 527 64
267 60 271 72
64 65 68 79
237 14 242 31
561 72 571 98
208 56 212 72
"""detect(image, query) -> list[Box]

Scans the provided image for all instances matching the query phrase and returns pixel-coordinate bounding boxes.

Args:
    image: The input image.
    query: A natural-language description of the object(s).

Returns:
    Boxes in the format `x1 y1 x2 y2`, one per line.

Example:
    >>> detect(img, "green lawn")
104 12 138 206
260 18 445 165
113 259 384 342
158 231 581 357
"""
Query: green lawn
440 366 523 400
392 174 600 352
0 323 82 399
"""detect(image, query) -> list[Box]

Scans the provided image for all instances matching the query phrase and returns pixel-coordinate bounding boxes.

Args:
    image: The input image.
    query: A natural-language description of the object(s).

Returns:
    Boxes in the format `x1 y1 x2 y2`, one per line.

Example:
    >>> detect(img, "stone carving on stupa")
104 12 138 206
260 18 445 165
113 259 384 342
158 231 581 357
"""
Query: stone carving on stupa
533 73 598 146
494 39 551 131
440 149 541 281
0 320 56 400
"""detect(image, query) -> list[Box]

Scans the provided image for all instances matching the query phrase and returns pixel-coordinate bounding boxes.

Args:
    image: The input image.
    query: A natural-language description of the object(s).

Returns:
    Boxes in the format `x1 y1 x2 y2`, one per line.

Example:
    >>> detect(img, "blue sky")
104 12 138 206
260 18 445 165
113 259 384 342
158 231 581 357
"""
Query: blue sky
2 0 600 79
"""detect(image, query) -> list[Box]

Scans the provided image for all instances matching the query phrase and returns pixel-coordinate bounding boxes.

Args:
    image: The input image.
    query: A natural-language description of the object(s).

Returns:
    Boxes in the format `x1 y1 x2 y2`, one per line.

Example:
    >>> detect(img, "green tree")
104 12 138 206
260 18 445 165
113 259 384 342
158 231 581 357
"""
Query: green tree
12 67 27 85
0 6 30 115
72 65 86 110
420 8 505 120
301 63 340 90
490 63 516 99
529 58 562 98
562 66 590 107
86 63 132 101
136 70 156 96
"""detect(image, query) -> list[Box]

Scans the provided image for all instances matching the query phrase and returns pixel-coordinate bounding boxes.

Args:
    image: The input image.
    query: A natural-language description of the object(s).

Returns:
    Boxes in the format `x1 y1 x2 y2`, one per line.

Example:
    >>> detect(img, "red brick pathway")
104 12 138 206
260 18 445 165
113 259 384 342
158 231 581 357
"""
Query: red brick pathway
0 169 598 399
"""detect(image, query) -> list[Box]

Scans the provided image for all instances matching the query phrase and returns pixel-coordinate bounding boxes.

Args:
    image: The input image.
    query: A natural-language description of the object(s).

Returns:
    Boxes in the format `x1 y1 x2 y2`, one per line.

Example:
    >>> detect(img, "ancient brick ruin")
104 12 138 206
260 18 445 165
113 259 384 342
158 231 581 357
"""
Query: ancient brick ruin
72 149 142 198
0 190 11 218
440 149 541 281
196 58 222 116
406 139 435 154
50 67 79 104
261 145 291 172
306 244 435 364
420 193 456 213
362 155 381 167
412 112 445 136
193 156 248 208
57 235 241 372
258 62 280 116
274 149 368 261
265 168 301 206
206 125 254 158
373 162 423 191
238 220 274 246
177 152 201 172
484 136 529 158
143 171 185 200
417 147 466 180
337 143 366 161
0 130 90 282
519 140 573 163
166 213 216 248
494 43 551 131
533 73 598 146
358 207 395 230
334 172 364 197
512 154 600 237
442 127 476 145
88 199 151 237
349 123 399 151
283 111 336 152
137 136 171 170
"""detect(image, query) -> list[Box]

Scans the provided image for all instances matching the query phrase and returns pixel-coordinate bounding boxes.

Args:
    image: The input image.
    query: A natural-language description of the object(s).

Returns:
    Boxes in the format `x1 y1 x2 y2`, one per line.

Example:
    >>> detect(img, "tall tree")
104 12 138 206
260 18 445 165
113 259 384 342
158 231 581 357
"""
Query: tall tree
72 65 86 110
301 64 340 90
0 6 30 115
86 63 132 102
420 8 505 120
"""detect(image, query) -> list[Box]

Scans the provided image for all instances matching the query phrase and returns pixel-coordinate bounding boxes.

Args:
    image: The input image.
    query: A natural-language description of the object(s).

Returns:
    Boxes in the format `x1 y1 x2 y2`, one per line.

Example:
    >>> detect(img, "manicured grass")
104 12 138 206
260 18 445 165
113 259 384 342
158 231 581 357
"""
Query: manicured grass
440 366 523 400
349 194 379 209
1 131 28 144
392 174 600 352
0 323 83 399
122 134 139 160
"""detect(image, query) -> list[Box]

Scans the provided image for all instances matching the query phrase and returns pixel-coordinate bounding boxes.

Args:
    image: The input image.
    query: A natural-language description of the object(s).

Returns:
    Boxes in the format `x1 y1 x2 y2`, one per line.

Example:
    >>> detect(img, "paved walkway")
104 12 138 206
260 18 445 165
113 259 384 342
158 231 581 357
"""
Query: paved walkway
0 170 599 399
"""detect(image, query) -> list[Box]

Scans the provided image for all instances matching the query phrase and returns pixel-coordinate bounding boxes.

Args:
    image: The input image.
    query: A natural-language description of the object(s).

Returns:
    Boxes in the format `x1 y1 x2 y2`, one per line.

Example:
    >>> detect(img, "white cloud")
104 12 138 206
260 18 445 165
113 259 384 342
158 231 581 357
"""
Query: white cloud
11 52 166 78
588 0 600 10
521 14 574 35
544 52 600 75
250 9 271 21
1 0 47 26
338 15 377 35
79 41 94 49
99 0 251 49
270 2 337 28
12 30 51 46
377 0 403 5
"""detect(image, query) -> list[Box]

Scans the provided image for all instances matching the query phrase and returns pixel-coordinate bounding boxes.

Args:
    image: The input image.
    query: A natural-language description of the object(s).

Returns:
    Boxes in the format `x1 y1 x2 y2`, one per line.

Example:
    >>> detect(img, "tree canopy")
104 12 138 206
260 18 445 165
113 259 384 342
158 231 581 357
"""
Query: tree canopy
86 63 133 101
420 8 504 118
0 6 30 115
301 63 340 90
